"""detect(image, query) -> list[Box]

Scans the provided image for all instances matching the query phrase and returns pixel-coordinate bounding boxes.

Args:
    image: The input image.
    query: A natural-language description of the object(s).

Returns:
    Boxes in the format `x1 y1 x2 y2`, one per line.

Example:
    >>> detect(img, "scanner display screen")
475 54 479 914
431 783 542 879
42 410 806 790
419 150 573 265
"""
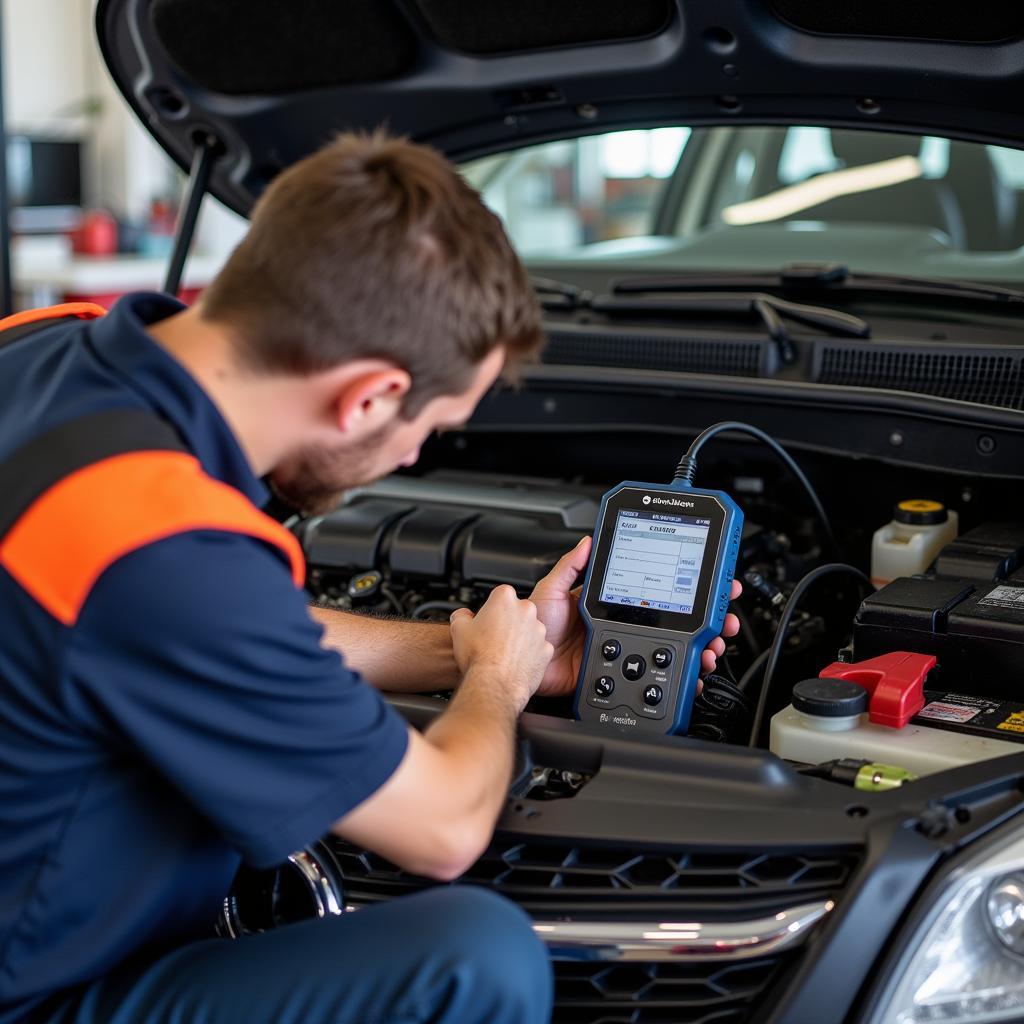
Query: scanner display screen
599 510 712 615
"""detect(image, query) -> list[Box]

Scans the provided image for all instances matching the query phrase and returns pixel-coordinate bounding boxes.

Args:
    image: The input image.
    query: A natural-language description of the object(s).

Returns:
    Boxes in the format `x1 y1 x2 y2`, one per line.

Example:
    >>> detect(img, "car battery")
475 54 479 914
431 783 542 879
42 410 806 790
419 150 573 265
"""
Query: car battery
852 524 1024 701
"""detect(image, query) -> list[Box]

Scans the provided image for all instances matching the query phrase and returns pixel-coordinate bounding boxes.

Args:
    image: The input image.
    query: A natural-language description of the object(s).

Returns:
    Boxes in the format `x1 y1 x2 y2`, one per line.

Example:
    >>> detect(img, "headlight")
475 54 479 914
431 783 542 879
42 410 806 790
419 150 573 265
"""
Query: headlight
871 831 1024 1024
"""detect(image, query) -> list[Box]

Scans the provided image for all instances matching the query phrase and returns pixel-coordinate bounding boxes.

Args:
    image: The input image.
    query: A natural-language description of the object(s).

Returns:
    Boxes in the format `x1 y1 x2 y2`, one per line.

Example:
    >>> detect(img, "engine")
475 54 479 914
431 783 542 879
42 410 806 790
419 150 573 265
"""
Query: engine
296 472 1024 775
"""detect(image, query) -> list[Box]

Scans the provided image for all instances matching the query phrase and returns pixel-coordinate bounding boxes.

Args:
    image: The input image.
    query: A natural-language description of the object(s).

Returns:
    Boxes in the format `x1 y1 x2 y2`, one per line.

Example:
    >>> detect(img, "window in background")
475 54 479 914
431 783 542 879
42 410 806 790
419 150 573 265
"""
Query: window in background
988 144 1024 188
777 126 836 184
464 128 690 255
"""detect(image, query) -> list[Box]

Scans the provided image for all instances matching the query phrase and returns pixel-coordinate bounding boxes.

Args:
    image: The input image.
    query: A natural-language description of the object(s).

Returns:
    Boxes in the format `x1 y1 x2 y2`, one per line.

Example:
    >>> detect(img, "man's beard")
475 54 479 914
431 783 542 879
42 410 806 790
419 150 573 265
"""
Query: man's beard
269 423 394 517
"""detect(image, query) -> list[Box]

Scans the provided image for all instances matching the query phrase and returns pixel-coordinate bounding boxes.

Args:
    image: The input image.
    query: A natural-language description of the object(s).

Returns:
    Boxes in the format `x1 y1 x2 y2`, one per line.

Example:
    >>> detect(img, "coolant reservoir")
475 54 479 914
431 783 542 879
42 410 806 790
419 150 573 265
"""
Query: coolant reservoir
871 500 958 586
770 678 1022 777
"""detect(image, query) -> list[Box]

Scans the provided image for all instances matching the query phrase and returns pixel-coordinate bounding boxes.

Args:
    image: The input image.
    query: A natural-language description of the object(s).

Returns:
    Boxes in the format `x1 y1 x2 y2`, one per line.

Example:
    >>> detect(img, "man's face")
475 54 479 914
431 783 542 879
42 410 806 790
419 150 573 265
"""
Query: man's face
270 347 505 515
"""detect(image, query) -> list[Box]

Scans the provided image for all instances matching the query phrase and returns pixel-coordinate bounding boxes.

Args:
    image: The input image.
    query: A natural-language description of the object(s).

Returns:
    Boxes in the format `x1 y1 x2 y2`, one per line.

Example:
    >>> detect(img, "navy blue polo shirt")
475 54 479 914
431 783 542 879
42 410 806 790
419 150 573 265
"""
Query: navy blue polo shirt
0 293 409 1019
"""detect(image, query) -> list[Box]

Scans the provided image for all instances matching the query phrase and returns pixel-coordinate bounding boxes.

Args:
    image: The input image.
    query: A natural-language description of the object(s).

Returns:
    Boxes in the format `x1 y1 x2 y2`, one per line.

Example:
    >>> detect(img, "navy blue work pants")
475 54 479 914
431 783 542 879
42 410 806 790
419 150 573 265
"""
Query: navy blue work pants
38 887 553 1024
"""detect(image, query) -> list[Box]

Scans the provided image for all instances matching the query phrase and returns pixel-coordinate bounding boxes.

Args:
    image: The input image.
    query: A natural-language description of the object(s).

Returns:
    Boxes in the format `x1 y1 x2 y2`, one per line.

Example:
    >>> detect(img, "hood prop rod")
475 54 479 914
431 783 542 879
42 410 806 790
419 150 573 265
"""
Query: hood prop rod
0 4 13 317
163 133 220 298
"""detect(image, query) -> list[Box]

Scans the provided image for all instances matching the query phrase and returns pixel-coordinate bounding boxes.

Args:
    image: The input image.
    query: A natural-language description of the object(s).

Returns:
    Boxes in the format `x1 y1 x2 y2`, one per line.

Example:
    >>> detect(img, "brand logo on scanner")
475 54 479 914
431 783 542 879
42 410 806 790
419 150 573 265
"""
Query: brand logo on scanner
600 712 638 727
643 495 695 508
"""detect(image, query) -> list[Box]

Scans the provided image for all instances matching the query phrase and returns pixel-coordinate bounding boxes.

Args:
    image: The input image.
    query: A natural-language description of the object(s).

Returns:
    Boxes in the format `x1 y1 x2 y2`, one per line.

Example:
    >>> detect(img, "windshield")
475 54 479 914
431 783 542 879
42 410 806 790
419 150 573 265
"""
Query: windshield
462 126 1024 283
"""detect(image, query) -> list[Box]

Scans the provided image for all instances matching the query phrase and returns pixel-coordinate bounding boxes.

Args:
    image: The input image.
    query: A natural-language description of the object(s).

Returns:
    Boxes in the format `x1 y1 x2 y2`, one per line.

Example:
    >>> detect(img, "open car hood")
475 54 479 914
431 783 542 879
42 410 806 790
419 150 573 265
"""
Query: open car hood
97 0 1024 217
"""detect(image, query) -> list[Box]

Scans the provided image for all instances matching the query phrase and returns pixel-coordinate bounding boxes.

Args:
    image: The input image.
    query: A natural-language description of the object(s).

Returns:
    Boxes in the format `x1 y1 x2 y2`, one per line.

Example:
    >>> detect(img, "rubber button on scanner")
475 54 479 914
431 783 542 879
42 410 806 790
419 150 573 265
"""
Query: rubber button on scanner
643 684 664 707
601 639 621 661
622 656 646 681
652 648 673 669
594 676 615 697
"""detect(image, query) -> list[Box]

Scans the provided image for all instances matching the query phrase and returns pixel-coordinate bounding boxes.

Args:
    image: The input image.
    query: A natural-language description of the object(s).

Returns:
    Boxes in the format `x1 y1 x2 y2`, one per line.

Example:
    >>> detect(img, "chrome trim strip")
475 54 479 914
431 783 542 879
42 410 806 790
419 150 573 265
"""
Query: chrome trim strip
343 897 832 961
238 864 830 964
531 899 834 962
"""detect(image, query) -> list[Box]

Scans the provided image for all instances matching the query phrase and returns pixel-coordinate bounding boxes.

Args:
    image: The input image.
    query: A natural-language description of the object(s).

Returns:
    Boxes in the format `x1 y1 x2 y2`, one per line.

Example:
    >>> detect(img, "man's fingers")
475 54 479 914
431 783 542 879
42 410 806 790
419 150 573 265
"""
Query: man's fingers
449 607 474 628
539 536 592 595
730 579 743 600
701 649 717 674
722 612 740 638
708 636 726 658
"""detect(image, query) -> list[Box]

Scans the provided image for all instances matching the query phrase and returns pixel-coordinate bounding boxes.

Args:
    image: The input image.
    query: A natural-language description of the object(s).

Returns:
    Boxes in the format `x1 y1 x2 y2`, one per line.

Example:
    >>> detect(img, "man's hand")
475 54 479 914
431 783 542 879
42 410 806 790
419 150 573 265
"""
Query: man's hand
450 585 553 713
340 586 553 882
529 537 743 698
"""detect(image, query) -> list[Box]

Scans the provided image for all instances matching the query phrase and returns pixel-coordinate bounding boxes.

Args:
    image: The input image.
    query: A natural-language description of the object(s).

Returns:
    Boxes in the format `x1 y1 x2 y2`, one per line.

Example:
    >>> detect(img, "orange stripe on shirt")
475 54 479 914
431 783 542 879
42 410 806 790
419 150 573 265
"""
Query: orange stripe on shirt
0 303 107 332
0 450 304 626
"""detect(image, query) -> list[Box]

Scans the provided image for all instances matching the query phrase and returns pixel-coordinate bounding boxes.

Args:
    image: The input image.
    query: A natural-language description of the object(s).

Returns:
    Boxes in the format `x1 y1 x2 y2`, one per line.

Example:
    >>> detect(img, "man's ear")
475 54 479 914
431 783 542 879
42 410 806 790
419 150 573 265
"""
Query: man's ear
335 367 412 438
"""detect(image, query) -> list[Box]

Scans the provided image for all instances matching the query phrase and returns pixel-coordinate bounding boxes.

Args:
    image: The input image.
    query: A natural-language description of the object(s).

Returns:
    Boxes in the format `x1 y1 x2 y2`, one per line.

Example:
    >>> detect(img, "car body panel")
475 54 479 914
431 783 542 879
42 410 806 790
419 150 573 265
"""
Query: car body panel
97 0 1024 217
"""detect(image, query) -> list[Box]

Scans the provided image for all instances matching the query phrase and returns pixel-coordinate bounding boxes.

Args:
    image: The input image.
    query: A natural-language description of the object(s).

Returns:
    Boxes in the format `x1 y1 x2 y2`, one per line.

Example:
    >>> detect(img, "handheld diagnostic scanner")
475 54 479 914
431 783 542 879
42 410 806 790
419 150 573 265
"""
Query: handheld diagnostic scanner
574 475 743 736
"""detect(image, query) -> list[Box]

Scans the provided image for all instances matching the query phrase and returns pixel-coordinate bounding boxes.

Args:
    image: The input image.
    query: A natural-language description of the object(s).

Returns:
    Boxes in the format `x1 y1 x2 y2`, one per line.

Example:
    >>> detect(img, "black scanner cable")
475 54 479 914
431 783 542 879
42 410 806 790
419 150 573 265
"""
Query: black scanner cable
670 420 851 748
673 420 837 557
747 563 874 749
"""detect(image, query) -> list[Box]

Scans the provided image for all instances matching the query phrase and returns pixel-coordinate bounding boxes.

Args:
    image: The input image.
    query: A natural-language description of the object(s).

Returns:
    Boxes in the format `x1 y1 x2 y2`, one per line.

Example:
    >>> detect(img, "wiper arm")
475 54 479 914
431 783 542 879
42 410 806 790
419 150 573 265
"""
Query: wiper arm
591 290 870 365
530 275 591 311
614 263 1024 306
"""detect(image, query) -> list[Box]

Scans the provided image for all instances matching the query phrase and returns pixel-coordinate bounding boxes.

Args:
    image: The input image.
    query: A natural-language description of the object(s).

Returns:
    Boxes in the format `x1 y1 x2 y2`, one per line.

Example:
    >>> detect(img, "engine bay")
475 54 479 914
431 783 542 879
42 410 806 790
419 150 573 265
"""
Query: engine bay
297 430 1024 788
231 427 1024 1022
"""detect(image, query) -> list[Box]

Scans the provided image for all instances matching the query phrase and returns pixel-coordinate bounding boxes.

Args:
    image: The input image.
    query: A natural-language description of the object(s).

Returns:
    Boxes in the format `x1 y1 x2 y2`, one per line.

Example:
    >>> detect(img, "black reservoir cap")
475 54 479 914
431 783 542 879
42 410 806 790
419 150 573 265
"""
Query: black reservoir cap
793 679 868 718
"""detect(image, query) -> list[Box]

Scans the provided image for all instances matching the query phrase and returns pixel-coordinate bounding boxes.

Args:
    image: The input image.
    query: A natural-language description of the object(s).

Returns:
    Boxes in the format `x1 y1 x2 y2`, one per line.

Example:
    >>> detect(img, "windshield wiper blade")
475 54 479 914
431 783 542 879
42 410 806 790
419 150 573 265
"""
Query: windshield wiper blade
822 269 1024 304
613 263 1024 306
592 291 870 365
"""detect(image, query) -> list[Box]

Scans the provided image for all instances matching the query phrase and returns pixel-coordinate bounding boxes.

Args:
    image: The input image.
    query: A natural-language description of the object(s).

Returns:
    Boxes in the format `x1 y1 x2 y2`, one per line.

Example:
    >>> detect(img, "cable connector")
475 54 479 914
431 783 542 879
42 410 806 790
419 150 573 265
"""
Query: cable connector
670 420 837 556
672 454 697 487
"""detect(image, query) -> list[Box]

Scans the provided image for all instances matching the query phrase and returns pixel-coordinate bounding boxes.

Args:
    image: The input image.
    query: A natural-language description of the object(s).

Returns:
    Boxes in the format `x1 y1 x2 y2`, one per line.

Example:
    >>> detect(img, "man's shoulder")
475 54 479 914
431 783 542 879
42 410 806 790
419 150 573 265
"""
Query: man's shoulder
83 528 303 623
0 435 302 628
71 526 326 683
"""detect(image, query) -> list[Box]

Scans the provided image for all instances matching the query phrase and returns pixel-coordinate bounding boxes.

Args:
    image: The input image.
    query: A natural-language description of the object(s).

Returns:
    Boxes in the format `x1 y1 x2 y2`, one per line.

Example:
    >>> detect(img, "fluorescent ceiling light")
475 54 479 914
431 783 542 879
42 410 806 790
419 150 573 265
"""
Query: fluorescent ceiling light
722 155 923 226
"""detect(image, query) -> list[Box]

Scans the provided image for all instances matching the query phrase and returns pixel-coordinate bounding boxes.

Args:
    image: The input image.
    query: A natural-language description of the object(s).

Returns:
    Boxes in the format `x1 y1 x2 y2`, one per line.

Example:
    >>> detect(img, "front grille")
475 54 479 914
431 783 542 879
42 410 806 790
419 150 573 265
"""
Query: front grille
310 838 858 1024
554 957 793 1024
543 329 768 377
814 344 1024 409
329 838 858 915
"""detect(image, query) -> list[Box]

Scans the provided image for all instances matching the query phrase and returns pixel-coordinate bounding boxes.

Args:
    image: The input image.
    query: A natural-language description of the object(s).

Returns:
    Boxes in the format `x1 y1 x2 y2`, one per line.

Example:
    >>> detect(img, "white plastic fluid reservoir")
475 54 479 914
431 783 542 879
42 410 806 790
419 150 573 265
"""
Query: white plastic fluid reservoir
770 678 1022 777
871 500 959 586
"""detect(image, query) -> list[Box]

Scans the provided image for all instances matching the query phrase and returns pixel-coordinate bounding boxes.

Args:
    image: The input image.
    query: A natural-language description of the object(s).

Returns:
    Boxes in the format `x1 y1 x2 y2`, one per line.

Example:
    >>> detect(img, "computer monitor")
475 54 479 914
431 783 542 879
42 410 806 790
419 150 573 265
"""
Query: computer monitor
7 135 83 232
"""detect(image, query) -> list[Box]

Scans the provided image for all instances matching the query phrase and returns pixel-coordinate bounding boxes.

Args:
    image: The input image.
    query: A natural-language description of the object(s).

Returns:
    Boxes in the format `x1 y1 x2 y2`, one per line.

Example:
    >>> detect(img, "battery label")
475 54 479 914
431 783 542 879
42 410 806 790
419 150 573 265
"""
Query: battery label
979 585 1024 611
918 701 983 724
999 711 1024 734
912 691 1024 746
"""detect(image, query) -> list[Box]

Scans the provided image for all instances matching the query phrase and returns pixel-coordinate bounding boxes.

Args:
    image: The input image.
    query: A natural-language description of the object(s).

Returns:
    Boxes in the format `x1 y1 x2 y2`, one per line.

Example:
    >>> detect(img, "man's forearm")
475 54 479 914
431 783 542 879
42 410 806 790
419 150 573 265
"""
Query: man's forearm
420 663 520 836
309 606 460 691
331 662 523 879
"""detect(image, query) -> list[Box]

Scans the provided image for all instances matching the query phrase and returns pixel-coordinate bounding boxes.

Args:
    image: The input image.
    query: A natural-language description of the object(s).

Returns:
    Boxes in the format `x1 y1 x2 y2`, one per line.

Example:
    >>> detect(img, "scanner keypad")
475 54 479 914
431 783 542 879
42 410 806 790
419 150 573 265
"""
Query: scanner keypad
587 631 679 721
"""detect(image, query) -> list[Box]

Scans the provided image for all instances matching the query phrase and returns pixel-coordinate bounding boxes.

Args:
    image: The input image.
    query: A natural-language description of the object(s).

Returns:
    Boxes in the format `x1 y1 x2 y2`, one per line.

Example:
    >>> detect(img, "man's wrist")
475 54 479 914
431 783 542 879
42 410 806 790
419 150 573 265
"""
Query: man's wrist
457 660 532 717
309 606 460 692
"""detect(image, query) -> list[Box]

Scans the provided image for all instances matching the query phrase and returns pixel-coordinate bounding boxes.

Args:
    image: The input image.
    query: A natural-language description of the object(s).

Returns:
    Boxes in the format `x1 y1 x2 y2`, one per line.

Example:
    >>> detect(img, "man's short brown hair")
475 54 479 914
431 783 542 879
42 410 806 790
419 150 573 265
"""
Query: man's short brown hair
201 132 542 415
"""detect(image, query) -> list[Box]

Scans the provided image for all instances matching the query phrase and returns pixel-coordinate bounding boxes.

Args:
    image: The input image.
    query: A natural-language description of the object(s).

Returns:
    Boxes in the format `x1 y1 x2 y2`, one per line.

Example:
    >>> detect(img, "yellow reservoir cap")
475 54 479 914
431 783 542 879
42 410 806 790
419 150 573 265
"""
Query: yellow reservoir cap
894 500 948 526
898 500 944 513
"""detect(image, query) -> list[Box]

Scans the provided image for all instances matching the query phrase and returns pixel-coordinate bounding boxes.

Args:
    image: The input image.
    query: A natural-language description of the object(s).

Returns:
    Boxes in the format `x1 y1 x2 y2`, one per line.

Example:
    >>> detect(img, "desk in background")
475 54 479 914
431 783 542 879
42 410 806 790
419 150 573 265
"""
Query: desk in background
12 243 222 310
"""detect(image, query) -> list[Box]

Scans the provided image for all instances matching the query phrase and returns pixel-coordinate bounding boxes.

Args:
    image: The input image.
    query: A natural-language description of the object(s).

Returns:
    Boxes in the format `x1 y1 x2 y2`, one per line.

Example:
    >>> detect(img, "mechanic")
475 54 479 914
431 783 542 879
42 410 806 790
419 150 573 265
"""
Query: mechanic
0 132 739 1024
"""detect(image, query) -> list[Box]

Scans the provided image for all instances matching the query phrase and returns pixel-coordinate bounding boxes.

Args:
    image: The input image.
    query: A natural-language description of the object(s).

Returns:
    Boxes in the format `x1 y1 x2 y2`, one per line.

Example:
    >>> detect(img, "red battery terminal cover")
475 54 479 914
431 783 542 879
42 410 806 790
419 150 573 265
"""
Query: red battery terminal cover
818 651 937 729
